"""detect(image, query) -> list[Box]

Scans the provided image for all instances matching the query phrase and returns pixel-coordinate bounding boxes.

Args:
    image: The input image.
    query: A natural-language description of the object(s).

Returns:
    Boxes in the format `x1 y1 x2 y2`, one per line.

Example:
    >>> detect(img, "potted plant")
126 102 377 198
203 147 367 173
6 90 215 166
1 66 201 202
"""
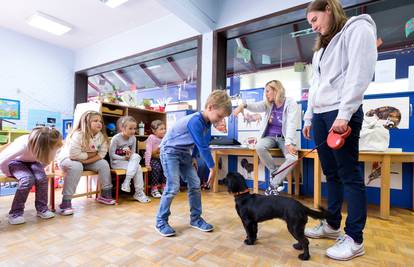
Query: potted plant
142 99 152 109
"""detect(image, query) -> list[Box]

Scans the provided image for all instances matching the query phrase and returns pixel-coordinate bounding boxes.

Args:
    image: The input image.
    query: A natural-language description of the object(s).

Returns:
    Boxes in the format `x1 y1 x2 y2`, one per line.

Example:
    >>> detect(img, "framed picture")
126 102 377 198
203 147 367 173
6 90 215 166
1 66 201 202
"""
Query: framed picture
0 98 20 120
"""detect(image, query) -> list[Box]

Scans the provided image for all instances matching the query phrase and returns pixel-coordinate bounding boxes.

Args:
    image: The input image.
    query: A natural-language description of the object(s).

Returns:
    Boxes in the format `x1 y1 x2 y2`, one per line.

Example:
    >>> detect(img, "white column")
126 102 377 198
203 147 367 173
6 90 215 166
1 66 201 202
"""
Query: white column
200 31 214 109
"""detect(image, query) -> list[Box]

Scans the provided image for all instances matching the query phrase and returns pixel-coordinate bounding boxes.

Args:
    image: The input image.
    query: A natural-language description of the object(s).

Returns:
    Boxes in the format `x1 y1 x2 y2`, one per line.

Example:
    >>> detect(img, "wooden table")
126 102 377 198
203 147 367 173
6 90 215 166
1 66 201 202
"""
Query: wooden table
211 146 301 196
302 149 414 219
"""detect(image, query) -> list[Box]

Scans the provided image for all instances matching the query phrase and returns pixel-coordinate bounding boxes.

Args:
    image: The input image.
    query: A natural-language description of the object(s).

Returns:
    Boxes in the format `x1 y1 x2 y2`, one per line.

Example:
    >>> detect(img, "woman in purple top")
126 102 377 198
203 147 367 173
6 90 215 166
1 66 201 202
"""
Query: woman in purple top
233 80 300 195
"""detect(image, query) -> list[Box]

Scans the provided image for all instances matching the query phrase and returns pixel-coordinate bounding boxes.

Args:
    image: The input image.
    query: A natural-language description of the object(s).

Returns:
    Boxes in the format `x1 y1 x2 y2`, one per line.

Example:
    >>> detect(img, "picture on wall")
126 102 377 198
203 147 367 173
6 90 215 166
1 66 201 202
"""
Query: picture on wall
217 156 228 182
237 156 266 182
237 112 265 131
237 131 261 147
362 97 409 129
211 117 228 136
364 162 402 189
0 98 20 120
27 109 62 130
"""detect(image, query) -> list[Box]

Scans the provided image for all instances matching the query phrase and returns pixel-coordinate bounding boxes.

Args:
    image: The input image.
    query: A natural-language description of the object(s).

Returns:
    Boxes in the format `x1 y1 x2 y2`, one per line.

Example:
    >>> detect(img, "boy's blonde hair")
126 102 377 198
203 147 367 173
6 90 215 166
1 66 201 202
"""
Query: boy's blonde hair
204 90 232 116
28 127 63 164
69 110 108 149
306 0 348 51
150 120 165 132
265 80 286 107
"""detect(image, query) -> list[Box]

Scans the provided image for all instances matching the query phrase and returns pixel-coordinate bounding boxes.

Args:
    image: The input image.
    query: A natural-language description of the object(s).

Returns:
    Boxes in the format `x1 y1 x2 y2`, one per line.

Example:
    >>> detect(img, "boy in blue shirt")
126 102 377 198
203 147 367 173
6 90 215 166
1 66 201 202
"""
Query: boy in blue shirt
155 90 232 237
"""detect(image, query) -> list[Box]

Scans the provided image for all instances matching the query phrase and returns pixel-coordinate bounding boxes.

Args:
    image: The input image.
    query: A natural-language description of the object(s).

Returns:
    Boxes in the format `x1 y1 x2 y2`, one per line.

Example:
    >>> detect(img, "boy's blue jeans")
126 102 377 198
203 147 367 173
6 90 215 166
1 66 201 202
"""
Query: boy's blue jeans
156 150 202 225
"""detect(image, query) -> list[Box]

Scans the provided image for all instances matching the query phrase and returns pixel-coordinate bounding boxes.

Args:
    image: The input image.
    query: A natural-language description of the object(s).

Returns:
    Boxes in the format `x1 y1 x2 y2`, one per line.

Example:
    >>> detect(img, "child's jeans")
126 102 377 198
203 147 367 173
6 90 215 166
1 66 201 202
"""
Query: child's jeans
111 153 144 191
156 151 202 225
8 160 48 216
149 158 166 186
59 158 112 200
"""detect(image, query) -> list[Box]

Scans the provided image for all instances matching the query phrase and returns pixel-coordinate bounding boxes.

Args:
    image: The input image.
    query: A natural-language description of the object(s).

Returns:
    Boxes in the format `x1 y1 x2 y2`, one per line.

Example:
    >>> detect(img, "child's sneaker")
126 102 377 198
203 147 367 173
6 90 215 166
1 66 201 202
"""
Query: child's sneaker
155 221 176 237
190 217 214 232
8 215 25 225
59 202 74 216
96 196 116 205
326 234 365 261
37 210 55 219
134 191 151 203
121 181 131 192
305 219 341 239
151 189 162 198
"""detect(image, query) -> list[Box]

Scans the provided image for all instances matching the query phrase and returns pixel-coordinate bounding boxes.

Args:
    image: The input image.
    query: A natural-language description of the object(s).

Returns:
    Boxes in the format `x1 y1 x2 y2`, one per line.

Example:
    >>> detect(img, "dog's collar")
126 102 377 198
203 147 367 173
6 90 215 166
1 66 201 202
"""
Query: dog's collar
233 189 250 197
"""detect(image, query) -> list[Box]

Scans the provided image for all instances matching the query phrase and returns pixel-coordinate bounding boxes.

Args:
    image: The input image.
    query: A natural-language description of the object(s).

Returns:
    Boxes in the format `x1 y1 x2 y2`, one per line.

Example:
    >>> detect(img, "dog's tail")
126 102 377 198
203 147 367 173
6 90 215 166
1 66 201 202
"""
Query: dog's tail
304 205 331 220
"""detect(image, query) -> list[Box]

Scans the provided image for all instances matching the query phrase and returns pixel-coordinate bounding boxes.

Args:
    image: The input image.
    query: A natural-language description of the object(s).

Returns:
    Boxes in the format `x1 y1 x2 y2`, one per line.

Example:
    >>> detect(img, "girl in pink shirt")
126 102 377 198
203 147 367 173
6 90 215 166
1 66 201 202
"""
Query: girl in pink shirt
0 127 62 225
144 120 166 198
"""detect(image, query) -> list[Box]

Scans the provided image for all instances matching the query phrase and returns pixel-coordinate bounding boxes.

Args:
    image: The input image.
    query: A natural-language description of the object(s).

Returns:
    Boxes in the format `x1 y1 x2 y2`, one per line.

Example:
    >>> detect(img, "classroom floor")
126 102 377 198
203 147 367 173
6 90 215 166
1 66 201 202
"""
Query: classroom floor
0 187 413 267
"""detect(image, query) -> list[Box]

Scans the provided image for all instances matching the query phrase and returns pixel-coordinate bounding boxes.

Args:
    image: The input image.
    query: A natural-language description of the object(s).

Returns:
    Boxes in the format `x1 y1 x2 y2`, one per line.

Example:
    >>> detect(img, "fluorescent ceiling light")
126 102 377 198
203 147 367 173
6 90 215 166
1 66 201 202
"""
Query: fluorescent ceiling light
100 0 129 8
147 65 161 70
26 12 71 36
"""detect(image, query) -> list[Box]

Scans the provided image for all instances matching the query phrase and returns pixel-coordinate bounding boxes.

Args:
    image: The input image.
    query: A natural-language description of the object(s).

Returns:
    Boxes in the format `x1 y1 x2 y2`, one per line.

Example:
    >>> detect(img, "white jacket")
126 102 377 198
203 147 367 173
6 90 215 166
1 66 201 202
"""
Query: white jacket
244 97 300 146
304 14 378 126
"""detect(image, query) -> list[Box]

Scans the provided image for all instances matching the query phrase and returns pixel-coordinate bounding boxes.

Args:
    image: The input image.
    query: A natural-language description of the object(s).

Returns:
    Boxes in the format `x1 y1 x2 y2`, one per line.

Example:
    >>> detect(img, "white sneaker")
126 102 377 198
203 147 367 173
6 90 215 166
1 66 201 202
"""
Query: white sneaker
151 189 162 198
121 181 131 192
37 210 55 219
134 192 151 203
326 234 365 261
305 219 341 239
276 183 285 192
8 215 25 225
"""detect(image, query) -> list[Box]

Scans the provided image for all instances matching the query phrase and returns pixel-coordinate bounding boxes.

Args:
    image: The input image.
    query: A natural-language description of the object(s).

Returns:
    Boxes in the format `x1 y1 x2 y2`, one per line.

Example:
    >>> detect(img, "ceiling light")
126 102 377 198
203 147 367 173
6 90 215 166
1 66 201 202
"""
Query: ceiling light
147 65 161 70
26 12 71 36
100 0 129 8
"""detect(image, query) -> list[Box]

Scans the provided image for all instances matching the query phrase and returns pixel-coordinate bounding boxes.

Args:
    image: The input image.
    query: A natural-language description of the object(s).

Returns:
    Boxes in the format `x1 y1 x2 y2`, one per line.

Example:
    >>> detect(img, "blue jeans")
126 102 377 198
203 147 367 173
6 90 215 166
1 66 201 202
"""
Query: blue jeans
156 151 202 225
312 106 366 244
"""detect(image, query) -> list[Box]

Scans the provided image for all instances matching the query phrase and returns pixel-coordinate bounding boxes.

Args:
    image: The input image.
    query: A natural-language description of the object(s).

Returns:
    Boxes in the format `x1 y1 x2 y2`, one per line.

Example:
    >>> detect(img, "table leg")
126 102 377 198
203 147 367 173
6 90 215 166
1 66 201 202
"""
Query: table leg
287 172 292 195
294 162 301 196
212 151 219 193
253 153 259 193
314 157 322 208
380 155 391 219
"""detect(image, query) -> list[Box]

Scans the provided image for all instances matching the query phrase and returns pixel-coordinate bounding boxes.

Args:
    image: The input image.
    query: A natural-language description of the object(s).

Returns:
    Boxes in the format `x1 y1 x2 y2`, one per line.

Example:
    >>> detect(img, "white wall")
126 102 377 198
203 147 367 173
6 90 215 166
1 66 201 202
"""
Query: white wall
217 0 309 29
75 14 198 71
0 27 74 129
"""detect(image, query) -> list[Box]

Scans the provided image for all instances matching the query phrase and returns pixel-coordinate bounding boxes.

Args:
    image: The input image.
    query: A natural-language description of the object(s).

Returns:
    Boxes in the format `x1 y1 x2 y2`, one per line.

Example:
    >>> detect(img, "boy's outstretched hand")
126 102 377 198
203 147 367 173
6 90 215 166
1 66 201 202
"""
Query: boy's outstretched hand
207 168 216 188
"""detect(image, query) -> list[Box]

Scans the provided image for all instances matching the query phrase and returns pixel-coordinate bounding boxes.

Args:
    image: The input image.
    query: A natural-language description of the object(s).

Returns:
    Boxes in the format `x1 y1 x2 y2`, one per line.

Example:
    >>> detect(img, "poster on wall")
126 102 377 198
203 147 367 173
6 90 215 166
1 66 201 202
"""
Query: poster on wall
217 156 228 182
364 162 402 189
237 156 266 182
27 109 62 130
0 98 20 120
211 117 228 136
237 112 265 131
362 97 409 129
237 131 261 147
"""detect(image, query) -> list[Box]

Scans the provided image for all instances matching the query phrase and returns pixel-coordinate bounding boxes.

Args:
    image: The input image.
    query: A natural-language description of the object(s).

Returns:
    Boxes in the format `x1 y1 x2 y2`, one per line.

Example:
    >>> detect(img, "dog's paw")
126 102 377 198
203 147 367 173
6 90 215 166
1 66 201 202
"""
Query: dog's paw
298 253 310 261
293 243 303 250
244 238 255 245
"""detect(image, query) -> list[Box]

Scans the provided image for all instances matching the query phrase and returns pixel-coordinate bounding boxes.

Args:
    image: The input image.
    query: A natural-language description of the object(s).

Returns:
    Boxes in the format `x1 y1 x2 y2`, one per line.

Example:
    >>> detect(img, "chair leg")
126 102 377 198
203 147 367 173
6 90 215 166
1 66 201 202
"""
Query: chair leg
50 177 55 212
86 176 91 198
95 178 100 199
115 174 119 205
144 172 149 195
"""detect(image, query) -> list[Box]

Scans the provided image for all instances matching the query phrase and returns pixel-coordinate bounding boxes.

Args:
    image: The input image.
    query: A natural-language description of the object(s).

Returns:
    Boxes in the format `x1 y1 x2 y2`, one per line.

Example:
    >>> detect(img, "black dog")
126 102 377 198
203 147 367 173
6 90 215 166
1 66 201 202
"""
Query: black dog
226 172 330 261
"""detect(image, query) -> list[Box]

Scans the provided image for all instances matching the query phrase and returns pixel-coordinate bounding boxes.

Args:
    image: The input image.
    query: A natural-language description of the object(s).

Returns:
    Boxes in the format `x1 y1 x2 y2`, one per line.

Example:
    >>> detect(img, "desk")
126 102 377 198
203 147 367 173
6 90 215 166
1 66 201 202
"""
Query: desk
211 147 301 196
302 149 414 219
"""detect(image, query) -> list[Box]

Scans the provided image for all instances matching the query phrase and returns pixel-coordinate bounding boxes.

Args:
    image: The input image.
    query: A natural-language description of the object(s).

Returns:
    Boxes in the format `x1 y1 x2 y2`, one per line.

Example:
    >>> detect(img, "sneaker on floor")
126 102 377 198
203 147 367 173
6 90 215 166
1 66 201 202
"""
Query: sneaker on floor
37 210 55 219
276 183 285 192
134 192 151 203
8 215 25 225
59 202 74 216
326 234 365 261
151 189 162 198
121 182 131 193
96 196 116 205
190 217 214 232
305 219 341 239
264 186 279 196
155 222 176 237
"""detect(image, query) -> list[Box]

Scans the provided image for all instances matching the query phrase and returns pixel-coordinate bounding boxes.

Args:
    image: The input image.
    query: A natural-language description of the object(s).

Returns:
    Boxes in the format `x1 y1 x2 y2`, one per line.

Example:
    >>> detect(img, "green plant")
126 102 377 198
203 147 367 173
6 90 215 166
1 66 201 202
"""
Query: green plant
142 99 151 107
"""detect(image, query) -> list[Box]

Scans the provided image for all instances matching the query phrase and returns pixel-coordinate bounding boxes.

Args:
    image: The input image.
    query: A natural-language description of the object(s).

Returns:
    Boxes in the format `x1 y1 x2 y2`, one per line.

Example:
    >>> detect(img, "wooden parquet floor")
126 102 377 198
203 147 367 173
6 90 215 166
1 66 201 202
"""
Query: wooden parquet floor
0 187 413 267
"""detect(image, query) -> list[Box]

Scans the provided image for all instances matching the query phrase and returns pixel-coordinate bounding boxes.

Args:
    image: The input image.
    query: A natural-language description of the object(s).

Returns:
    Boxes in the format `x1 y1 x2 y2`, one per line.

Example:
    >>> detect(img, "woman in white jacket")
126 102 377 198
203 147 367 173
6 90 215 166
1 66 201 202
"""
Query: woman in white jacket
302 0 377 261
234 80 300 196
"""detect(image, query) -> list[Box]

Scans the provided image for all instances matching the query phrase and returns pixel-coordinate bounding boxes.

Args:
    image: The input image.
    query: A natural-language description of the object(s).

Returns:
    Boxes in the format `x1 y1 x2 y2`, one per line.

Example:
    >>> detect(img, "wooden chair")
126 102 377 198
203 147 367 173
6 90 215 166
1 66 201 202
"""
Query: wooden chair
111 166 150 205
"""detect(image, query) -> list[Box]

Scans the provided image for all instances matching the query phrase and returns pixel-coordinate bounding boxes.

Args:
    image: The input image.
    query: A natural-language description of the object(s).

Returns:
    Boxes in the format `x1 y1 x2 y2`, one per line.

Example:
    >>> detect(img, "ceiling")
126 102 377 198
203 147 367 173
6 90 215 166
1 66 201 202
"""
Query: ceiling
0 0 171 50
226 0 414 76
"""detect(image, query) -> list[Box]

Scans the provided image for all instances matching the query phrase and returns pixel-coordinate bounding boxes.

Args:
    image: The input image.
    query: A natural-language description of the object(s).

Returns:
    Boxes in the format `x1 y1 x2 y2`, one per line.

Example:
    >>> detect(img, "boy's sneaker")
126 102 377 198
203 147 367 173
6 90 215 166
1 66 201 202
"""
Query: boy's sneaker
134 191 151 203
264 186 279 196
151 189 162 198
59 202 74 216
305 219 341 239
8 215 25 225
155 222 176 237
190 217 214 232
37 210 55 219
326 234 365 261
276 183 285 192
96 196 116 205
121 182 131 193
